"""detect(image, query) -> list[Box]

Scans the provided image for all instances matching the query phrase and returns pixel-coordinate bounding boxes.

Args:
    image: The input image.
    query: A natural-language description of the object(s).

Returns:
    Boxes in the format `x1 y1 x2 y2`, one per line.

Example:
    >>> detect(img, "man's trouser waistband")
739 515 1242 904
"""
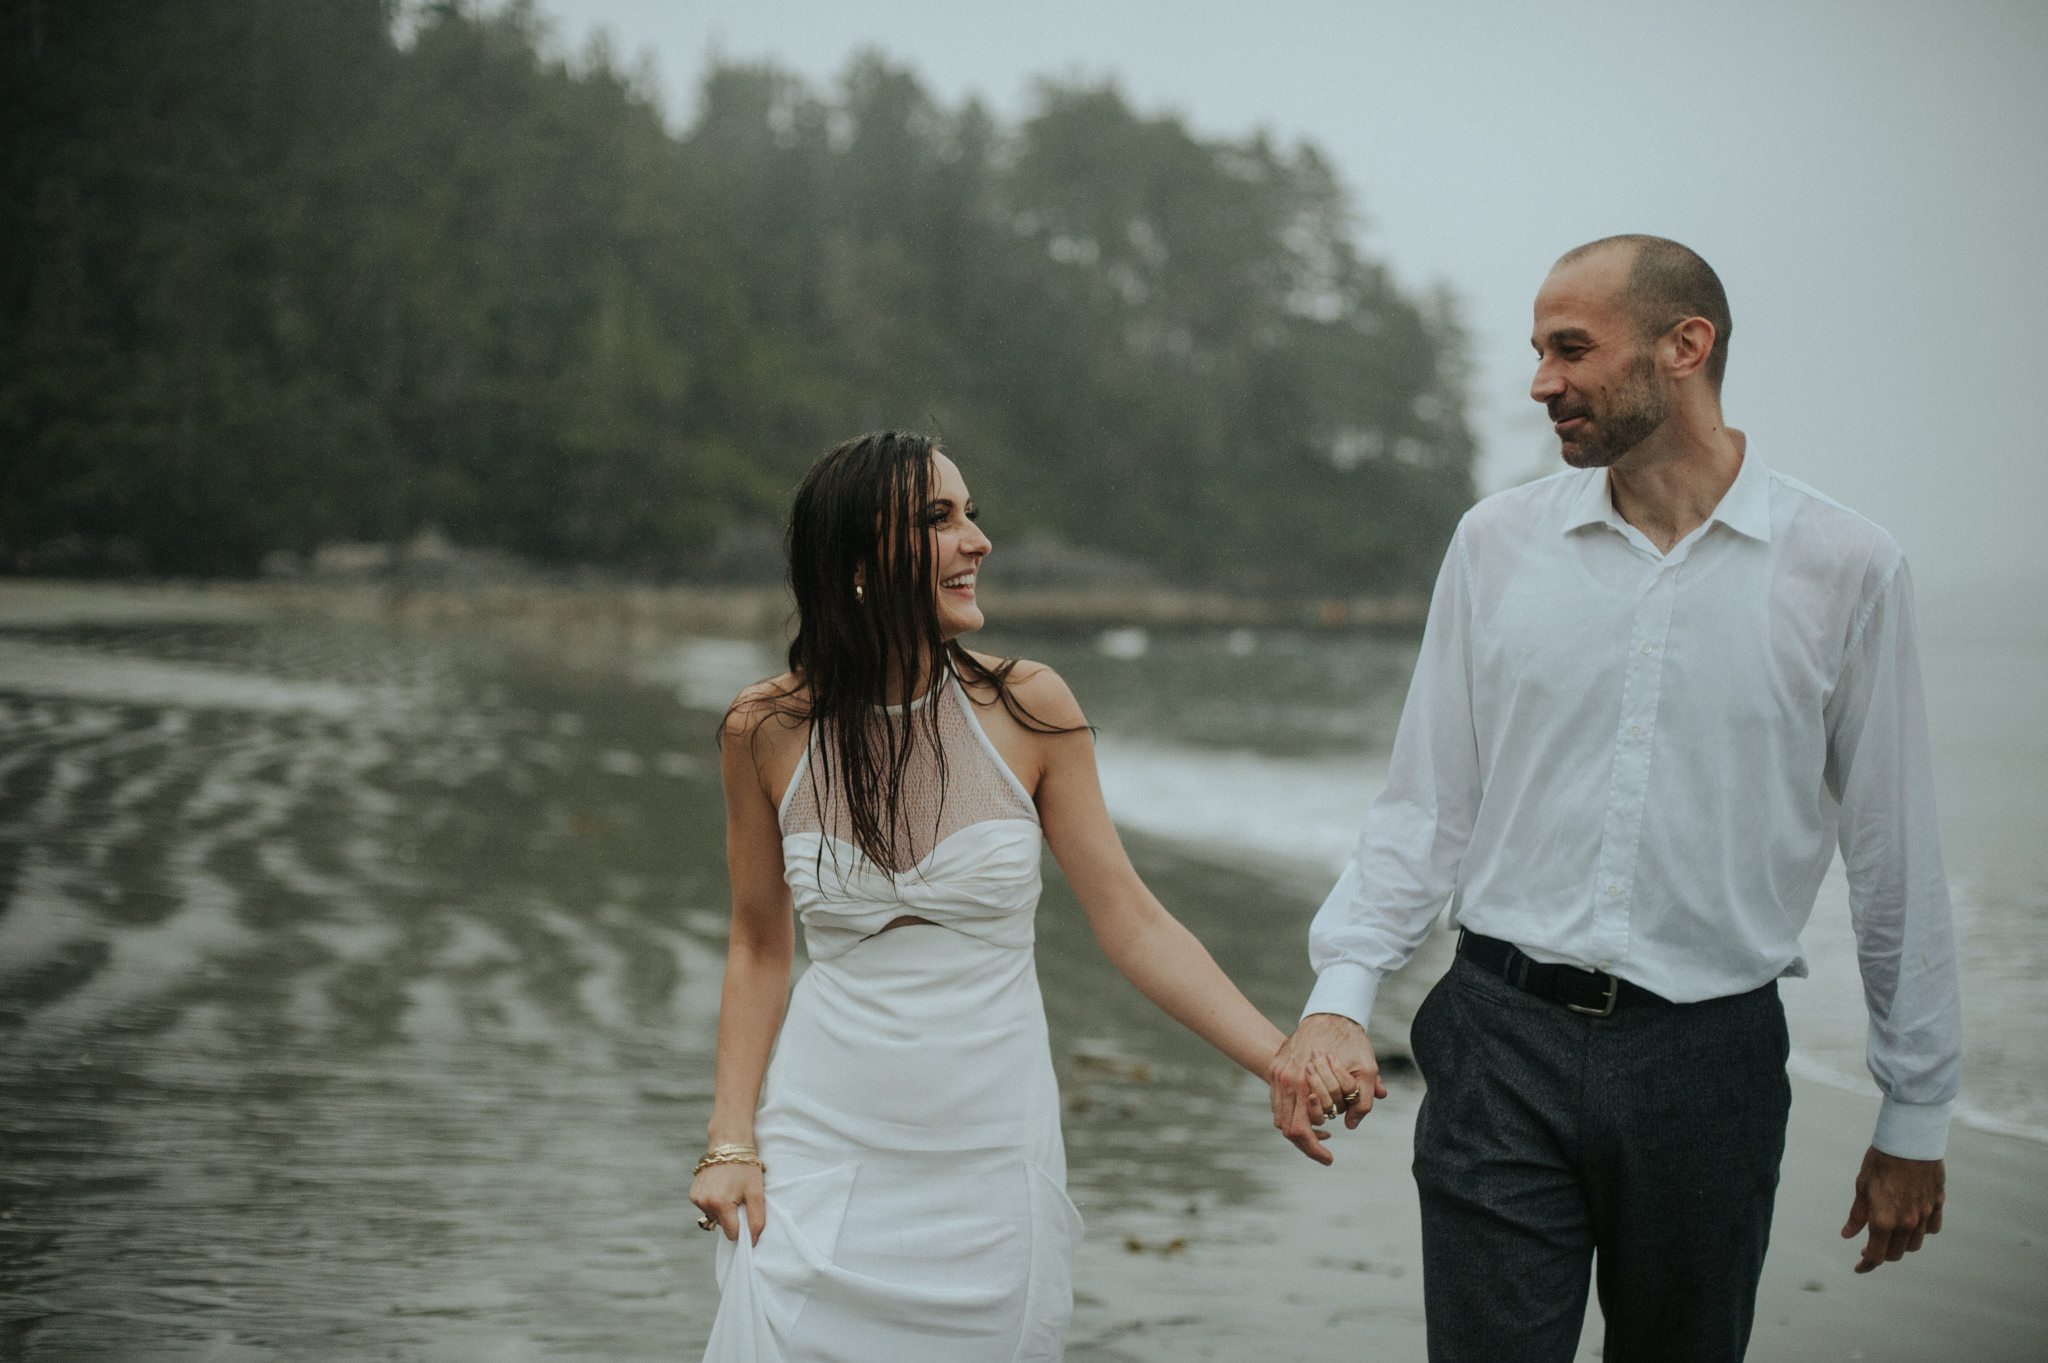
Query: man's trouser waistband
1455 930 1673 1017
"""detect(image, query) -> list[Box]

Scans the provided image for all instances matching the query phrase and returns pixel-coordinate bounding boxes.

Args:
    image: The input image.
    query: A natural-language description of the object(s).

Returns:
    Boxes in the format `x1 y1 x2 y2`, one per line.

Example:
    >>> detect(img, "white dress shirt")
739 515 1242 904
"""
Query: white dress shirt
1305 451 1963 1159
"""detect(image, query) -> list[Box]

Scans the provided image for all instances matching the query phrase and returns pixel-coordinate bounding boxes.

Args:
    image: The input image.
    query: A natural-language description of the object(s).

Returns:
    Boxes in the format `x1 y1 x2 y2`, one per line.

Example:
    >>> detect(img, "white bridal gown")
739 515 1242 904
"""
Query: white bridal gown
703 676 1082 1362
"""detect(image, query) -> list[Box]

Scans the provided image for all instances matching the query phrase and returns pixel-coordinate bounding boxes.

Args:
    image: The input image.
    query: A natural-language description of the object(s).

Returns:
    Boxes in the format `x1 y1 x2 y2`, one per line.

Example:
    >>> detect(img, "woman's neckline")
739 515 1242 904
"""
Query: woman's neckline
873 669 952 715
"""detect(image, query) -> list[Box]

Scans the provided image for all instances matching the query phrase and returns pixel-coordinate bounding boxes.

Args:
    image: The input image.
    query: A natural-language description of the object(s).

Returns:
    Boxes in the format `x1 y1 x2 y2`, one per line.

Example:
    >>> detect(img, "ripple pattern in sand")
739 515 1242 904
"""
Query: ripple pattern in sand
0 624 732 1359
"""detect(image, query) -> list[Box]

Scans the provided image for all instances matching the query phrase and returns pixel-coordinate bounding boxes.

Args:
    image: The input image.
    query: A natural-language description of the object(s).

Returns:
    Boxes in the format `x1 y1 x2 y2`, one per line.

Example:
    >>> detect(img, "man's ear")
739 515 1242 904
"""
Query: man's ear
1664 316 1718 381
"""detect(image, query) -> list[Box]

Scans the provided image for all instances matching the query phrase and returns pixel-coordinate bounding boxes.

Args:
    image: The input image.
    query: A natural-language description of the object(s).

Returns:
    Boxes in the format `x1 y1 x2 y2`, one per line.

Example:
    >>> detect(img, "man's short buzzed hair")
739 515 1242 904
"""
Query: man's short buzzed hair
1558 235 1732 388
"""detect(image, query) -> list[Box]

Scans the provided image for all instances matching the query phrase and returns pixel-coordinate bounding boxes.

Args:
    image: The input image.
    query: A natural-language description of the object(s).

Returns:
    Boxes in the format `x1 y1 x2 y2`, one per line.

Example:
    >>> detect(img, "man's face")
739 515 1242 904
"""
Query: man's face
1529 252 1671 469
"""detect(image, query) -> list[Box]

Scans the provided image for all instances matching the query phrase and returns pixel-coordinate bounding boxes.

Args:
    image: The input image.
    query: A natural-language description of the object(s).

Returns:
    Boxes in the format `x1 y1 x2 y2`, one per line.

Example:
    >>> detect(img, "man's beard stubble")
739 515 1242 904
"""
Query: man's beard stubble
1558 350 1669 469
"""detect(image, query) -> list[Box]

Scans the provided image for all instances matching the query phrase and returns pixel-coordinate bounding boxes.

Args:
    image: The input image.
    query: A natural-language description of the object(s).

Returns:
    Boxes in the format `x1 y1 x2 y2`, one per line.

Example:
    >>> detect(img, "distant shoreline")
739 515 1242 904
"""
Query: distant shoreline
0 577 1427 643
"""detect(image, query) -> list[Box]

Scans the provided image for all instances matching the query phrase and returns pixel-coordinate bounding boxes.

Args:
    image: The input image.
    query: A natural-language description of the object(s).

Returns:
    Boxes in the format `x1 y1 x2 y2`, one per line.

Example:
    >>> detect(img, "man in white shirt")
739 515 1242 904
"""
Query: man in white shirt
1266 236 1961 1361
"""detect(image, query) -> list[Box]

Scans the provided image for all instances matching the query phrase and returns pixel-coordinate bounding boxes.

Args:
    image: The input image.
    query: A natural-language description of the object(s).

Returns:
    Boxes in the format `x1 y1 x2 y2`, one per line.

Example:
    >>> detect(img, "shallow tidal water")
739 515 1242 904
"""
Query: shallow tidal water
0 592 2040 1358
0 610 1382 1359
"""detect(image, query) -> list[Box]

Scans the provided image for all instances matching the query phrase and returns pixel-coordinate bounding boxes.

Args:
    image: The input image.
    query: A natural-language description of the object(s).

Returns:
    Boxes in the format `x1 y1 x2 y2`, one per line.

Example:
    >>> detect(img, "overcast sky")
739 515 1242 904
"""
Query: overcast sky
535 0 2046 594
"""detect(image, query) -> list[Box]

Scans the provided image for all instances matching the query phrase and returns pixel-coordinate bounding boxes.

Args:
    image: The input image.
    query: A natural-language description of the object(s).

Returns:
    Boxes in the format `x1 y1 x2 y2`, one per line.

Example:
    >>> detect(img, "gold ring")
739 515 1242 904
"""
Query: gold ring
697 1215 717 1231
1322 1108 1339 1122
1342 1090 1362 1104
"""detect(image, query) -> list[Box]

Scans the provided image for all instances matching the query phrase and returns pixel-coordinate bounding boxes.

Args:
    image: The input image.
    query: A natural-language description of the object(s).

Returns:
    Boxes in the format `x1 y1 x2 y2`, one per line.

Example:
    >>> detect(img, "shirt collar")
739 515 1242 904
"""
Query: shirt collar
1708 447 1773 542
1559 448 1774 543
1562 467 1621 535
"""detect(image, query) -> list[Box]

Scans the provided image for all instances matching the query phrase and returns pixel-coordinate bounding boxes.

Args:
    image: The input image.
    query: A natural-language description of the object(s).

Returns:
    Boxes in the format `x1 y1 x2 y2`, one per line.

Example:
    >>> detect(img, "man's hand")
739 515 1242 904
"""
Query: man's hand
1267 1013 1386 1165
1841 1146 1944 1272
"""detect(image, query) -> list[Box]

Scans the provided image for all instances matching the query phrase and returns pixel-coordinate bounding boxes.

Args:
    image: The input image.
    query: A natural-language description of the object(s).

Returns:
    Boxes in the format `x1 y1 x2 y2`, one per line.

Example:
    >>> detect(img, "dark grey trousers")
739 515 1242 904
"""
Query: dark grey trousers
1410 954 1792 1363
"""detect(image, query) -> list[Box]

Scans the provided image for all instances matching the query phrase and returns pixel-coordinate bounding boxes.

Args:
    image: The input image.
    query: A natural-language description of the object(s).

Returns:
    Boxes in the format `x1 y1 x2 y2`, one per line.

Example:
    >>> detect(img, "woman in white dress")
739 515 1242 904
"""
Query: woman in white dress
691 432 1368 1361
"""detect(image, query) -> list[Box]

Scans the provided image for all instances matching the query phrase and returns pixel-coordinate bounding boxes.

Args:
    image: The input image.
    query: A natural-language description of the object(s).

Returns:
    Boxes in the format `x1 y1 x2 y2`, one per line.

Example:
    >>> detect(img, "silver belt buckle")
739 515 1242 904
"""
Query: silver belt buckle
1567 972 1621 1017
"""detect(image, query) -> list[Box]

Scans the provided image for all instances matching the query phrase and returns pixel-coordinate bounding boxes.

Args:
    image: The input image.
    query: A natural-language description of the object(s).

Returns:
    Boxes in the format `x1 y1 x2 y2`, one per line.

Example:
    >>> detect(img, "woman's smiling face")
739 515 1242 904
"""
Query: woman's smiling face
924 452 990 641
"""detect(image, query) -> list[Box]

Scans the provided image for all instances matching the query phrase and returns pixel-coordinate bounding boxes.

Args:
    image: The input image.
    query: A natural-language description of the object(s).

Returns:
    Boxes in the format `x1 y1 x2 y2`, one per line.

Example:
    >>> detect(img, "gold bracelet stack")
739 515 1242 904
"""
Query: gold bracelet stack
694 1142 765 1176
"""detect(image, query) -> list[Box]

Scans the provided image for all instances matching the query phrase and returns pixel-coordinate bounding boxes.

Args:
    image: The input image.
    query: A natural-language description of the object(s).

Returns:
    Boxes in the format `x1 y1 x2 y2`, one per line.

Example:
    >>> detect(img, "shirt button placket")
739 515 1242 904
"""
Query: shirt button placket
1591 564 1681 966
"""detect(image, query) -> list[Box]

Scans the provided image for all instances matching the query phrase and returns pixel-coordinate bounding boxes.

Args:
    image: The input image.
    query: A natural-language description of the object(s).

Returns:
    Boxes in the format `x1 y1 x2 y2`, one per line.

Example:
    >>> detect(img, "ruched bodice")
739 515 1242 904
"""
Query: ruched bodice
777 675 1042 961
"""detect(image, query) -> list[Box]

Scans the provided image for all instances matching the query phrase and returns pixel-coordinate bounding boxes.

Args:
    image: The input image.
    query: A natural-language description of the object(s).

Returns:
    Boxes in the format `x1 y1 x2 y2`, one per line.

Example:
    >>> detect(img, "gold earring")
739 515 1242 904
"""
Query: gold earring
854 583 864 603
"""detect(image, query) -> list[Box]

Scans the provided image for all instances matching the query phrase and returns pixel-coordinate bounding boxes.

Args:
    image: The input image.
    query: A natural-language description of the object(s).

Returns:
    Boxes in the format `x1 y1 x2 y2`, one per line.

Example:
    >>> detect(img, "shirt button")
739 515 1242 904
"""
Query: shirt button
1639 643 1654 655
1597 960 1612 971
1605 884 1620 895
1629 724 1643 736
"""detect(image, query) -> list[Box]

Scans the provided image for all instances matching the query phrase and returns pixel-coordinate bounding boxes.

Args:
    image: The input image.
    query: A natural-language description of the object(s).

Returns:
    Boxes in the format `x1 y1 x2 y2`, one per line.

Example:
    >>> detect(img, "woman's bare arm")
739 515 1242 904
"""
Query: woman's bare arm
1001 665 1288 1076
690 686 801 1243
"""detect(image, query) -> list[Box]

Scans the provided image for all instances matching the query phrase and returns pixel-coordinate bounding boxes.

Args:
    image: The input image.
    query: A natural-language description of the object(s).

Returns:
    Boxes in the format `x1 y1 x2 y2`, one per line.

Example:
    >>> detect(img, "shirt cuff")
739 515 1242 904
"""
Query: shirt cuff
1302 961 1382 1030
1872 1097 1953 1161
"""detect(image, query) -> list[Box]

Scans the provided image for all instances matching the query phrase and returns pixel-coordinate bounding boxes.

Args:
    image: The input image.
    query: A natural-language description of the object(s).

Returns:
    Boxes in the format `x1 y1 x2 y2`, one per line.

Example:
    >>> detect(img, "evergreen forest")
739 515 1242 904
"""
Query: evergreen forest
1 0 1477 591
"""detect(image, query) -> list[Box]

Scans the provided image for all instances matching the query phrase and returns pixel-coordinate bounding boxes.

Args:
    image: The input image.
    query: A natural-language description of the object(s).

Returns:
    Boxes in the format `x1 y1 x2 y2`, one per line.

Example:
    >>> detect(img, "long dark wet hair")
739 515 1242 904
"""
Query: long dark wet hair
756 430 1077 871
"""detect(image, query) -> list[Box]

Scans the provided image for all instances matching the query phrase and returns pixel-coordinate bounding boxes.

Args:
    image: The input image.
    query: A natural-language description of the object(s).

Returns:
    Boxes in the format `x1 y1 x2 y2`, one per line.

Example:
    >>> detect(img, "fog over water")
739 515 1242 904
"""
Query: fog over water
540 0 2048 595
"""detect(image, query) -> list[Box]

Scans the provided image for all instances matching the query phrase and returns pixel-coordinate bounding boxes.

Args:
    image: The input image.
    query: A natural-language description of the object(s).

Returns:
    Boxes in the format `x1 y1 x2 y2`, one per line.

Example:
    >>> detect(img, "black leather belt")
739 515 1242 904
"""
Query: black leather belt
1456 930 1671 1016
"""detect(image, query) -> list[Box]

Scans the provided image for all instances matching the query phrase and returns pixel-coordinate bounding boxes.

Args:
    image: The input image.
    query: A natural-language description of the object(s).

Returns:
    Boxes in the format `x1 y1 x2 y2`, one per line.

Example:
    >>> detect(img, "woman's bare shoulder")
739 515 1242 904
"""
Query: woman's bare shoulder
961 651 1086 729
721 673 809 745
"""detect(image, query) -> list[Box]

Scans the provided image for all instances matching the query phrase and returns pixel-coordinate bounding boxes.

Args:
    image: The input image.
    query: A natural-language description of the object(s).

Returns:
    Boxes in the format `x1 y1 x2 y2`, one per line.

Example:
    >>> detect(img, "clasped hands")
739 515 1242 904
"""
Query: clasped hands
1264 1013 1946 1273
1264 1012 1384 1167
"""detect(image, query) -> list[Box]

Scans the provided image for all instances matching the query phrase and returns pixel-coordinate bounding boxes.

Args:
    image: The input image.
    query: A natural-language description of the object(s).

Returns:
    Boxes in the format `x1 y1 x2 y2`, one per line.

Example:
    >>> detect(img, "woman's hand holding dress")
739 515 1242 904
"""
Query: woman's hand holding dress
692 1161 768 1244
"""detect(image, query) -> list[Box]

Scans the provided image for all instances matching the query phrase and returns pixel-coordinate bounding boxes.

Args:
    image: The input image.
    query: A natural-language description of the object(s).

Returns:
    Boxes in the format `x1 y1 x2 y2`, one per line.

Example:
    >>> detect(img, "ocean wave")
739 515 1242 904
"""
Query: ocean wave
1092 736 2047 1147
0 639 375 715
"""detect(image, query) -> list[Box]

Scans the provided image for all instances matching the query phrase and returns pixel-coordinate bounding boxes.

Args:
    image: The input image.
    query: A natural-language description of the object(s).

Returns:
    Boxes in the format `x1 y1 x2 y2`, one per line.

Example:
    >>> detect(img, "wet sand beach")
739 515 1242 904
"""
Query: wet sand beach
1064 1050 2048 1362
0 580 2042 1360
1059 836 2048 1362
